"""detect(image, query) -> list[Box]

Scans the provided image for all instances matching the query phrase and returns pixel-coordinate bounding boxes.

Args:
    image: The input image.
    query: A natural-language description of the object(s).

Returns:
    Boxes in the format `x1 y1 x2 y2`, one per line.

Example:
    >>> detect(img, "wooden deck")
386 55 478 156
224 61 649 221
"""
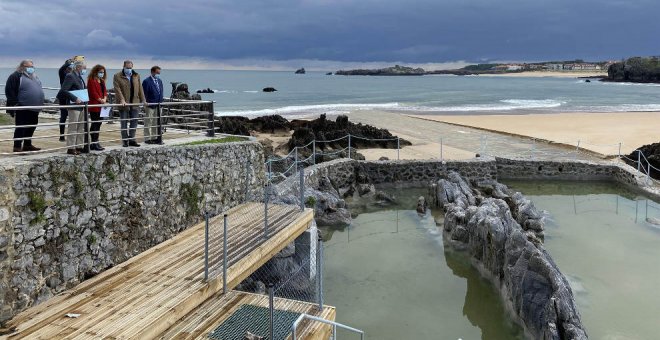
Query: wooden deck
1 202 332 339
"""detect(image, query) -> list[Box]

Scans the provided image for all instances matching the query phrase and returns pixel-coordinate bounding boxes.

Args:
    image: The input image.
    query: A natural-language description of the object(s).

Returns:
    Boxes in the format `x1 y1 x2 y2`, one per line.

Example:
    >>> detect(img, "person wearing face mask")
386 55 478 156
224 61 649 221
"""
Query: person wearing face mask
57 55 84 141
58 60 88 155
4 59 45 152
87 64 108 151
142 66 164 144
113 60 146 147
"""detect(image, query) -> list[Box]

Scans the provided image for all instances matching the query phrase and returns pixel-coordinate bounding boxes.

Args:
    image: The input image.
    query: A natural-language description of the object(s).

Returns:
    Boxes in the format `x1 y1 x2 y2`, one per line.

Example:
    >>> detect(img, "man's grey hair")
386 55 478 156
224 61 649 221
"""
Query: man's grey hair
16 59 33 73
123 60 133 68
73 60 86 68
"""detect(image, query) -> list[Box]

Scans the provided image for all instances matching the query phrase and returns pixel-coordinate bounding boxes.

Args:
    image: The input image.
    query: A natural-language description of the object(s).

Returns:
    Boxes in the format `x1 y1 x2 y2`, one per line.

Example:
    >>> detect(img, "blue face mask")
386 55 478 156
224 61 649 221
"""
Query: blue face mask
123 68 132 76
81 69 87 76
98 72 105 78
154 74 160 79
25 67 35 75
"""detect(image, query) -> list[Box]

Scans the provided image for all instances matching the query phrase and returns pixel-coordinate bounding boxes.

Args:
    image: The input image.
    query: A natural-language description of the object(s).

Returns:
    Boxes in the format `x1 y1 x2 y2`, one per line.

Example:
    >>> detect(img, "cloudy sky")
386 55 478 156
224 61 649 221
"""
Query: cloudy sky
0 0 657 69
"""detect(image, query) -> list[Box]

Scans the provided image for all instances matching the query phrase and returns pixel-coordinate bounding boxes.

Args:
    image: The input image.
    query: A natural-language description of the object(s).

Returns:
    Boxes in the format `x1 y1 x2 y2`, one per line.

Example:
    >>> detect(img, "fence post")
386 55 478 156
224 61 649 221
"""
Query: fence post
84 103 91 152
299 166 305 211
267 160 272 182
647 162 651 184
222 214 228 294
637 150 641 172
264 184 269 239
575 140 580 159
268 283 275 340
157 102 163 142
317 235 324 310
397 137 400 160
348 134 352 159
294 147 298 171
312 140 316 165
618 142 622 158
204 211 209 281
207 101 215 137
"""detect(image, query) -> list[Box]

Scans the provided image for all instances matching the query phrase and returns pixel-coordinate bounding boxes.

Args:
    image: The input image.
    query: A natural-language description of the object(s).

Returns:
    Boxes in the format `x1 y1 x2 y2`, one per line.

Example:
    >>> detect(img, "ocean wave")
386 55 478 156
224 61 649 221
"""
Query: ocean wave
572 104 660 112
215 102 402 117
603 82 660 87
395 99 565 112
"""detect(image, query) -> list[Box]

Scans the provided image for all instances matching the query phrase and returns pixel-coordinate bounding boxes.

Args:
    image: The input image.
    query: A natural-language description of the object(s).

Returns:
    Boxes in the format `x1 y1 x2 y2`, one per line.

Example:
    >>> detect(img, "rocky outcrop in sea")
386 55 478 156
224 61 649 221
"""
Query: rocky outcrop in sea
432 172 587 339
335 65 425 76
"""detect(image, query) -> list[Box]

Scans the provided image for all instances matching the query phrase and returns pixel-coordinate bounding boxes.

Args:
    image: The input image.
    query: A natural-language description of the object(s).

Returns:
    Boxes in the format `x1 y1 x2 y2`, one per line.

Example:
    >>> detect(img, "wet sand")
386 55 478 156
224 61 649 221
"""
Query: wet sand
408 111 660 156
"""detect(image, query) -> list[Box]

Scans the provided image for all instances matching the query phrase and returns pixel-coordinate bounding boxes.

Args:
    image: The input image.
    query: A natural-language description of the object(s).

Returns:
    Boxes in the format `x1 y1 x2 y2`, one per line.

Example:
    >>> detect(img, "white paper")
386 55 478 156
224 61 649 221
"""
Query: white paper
65 313 80 318
68 90 89 102
100 106 111 118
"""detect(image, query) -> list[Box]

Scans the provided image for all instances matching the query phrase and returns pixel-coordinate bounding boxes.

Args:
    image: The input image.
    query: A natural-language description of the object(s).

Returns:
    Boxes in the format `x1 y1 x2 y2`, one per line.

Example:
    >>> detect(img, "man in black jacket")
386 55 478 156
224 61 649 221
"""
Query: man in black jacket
57 56 83 141
4 59 45 152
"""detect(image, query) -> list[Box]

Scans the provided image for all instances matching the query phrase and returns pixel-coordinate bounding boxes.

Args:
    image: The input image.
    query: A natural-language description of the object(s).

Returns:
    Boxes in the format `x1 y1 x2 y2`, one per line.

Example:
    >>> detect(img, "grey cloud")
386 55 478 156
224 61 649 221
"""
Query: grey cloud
0 0 658 65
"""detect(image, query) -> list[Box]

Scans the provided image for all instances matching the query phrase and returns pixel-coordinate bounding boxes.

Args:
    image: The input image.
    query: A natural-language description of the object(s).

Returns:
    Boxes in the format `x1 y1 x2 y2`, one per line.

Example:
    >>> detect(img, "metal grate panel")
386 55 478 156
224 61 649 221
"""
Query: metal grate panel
208 304 301 340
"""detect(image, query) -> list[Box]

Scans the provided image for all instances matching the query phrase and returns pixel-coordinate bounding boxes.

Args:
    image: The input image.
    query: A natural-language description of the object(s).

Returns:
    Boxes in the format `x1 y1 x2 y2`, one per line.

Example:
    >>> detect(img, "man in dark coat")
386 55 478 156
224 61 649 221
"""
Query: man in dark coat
4 59 45 152
142 66 164 144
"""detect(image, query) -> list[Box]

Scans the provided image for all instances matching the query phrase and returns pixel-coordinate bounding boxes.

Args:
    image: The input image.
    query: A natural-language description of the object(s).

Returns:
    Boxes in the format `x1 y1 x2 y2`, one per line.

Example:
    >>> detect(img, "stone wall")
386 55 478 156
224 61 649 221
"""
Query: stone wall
0 142 265 322
357 158 497 184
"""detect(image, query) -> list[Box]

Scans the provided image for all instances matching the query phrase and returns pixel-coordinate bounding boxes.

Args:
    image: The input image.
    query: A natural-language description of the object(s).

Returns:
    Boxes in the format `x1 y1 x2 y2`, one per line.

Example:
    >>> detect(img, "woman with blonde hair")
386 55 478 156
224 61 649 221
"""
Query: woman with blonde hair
87 64 108 151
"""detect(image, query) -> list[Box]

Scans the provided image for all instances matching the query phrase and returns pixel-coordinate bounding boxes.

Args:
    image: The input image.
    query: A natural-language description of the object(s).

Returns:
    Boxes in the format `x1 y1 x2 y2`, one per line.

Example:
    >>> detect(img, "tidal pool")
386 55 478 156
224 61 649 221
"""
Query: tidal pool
320 188 524 340
504 180 660 340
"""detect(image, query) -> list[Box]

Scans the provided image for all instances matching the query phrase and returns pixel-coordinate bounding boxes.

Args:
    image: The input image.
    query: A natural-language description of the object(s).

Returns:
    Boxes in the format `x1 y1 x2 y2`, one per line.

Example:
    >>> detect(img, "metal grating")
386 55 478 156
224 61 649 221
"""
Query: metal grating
208 304 301 340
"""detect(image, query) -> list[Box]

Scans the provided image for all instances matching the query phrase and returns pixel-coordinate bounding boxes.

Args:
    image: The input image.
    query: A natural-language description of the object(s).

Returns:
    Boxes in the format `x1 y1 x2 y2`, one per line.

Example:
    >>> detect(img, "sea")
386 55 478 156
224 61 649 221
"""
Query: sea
2 68 660 117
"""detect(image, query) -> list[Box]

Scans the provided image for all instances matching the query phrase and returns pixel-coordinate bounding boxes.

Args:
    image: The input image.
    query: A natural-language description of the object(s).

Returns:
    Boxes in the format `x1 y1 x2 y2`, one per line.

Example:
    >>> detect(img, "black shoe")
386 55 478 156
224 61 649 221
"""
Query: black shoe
144 140 155 145
122 143 128 147
80 147 90 154
22 145 41 152
95 143 105 151
155 138 164 145
59 136 65 142
128 141 140 147
13 146 22 153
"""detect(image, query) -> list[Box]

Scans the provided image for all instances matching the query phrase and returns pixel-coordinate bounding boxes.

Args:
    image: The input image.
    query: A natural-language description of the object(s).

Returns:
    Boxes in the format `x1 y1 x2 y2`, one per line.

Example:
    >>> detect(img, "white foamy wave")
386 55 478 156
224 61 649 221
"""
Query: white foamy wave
604 82 660 87
215 102 402 117
242 90 259 93
574 104 660 112
393 99 565 112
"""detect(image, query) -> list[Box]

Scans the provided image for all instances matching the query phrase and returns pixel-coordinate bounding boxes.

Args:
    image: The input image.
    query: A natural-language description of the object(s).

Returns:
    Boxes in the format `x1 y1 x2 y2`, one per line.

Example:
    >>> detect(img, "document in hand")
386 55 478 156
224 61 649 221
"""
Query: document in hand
68 90 89 102
100 107 112 118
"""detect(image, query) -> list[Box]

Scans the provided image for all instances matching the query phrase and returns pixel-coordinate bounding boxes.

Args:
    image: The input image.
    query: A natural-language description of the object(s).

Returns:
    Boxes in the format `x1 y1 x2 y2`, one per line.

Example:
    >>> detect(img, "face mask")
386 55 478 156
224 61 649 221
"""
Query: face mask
25 67 35 75
81 69 87 76
154 74 160 79
123 68 132 76
98 72 105 78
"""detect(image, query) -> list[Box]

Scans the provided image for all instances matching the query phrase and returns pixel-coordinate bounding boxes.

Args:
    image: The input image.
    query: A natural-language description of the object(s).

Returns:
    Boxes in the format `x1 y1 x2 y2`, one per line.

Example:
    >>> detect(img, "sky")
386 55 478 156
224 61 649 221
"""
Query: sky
0 0 658 70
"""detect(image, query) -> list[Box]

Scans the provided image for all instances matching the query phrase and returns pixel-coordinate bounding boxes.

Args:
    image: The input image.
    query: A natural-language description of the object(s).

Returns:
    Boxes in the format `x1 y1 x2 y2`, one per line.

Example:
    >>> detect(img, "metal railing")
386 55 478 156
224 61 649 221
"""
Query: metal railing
0 99 216 155
291 313 364 340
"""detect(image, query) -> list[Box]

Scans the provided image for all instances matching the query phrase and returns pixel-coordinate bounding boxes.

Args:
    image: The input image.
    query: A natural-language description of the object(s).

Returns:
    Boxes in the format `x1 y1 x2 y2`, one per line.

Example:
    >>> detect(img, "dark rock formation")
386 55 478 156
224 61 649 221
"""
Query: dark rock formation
295 68 306 74
262 87 277 92
196 88 214 94
624 143 660 180
325 72 333 76
606 57 660 83
287 114 411 152
416 196 427 214
336 65 425 76
435 172 587 339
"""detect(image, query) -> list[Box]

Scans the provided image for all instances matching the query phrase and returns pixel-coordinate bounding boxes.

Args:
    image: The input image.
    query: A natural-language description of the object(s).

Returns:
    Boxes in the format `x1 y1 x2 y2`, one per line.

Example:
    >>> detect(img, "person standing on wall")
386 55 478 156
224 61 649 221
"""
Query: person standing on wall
58 60 88 155
4 59 45 152
142 66 164 145
113 60 146 147
57 56 83 141
87 64 108 151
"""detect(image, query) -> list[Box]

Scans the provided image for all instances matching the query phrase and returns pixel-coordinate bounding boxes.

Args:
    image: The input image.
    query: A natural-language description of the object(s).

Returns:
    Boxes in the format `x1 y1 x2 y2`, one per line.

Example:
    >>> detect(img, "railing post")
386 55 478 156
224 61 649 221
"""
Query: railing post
156 102 163 141
207 101 215 137
204 211 209 281
264 184 269 239
575 140 580 159
294 147 298 172
268 283 275 340
312 140 316 165
84 103 90 151
267 160 273 182
647 162 651 184
222 214 228 294
618 142 622 158
317 235 324 310
348 134 352 159
299 166 305 211
440 137 443 161
397 137 400 160
637 150 641 172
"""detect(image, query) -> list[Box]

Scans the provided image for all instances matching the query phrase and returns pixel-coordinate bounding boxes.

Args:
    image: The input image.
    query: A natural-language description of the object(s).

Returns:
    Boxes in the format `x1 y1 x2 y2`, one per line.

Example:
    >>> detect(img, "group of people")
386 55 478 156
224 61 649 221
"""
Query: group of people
4 57 165 154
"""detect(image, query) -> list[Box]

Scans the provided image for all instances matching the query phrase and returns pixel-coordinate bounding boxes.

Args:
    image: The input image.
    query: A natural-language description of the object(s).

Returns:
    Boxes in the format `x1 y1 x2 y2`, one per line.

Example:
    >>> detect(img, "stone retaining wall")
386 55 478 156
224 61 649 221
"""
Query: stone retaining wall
0 142 265 322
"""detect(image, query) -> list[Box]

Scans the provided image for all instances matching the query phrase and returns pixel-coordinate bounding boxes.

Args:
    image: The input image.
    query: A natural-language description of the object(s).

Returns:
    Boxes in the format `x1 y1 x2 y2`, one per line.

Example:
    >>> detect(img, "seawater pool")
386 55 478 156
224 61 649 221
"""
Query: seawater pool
504 180 660 340
320 188 524 340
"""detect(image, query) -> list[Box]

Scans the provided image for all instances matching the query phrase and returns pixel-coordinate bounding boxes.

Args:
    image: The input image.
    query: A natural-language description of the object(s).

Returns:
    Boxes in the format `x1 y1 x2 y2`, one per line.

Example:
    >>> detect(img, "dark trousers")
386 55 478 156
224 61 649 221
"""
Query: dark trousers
59 108 68 136
13 110 39 148
89 111 102 143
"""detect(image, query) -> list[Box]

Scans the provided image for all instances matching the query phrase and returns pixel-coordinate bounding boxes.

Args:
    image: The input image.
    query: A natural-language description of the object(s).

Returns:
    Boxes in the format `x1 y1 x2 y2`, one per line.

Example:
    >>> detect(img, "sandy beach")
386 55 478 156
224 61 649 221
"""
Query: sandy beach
408 111 660 156
478 71 607 78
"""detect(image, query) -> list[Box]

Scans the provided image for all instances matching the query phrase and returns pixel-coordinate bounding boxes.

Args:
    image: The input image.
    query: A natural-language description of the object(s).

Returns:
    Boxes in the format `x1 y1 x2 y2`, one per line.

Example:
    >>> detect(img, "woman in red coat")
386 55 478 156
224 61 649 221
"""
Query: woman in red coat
87 64 108 151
